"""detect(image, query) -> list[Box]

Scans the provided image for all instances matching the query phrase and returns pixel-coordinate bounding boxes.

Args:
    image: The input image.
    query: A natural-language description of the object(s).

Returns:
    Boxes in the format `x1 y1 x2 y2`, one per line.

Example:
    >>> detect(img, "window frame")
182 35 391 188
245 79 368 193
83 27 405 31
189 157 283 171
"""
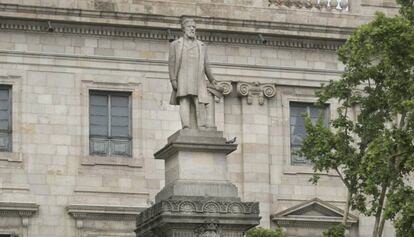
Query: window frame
89 90 132 157
0 85 12 152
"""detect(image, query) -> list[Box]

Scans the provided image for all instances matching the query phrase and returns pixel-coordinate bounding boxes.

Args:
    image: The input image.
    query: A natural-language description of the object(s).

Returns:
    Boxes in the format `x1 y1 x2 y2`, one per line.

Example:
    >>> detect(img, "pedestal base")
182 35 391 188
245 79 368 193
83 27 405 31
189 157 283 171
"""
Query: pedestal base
154 129 239 202
136 129 260 237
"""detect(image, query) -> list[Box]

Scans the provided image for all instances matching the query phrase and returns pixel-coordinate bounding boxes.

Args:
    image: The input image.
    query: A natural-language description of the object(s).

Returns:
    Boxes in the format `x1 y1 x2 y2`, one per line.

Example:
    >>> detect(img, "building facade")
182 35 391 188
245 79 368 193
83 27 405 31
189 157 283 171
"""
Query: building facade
0 0 401 236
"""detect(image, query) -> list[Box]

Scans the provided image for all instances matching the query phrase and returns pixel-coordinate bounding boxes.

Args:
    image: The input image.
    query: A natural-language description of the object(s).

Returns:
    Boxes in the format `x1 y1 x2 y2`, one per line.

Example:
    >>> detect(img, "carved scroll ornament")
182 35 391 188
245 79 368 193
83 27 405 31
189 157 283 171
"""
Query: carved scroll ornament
194 219 222 237
236 82 276 105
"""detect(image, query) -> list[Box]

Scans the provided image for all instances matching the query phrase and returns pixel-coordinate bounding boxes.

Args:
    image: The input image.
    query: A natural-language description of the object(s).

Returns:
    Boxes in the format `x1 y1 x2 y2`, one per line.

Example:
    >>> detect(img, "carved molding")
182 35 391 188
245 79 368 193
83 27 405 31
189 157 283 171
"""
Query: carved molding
269 0 349 12
217 81 233 96
194 219 222 237
236 82 276 105
137 199 260 224
66 204 145 223
0 202 38 217
0 3 347 51
271 198 358 227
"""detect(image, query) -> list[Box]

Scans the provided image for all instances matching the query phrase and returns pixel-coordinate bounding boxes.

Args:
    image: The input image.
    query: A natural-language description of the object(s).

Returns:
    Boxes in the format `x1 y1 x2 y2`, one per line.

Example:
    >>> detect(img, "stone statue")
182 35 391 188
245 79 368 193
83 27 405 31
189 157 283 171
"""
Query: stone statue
169 18 222 130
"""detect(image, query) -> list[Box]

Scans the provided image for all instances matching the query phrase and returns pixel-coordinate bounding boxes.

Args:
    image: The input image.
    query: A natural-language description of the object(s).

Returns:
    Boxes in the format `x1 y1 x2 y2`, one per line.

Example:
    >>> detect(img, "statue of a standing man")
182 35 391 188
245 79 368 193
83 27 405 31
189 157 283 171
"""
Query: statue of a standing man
169 18 219 130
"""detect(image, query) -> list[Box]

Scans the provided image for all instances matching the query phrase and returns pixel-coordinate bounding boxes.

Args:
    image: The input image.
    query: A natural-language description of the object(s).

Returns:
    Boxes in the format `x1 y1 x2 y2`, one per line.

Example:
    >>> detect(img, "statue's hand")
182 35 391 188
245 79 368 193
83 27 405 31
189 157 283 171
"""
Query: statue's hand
212 80 224 92
171 80 178 90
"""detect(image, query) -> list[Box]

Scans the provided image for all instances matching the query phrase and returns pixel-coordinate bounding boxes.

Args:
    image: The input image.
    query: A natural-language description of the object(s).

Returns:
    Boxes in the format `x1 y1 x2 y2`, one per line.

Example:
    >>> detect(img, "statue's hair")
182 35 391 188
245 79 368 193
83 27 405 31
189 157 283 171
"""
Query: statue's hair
181 18 196 30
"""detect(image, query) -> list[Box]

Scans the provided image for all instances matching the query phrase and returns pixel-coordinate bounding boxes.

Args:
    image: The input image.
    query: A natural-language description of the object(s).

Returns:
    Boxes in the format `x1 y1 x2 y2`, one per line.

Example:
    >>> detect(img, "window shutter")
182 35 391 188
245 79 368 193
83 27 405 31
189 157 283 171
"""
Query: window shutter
0 88 9 131
110 95 130 138
0 87 10 152
89 91 132 157
90 94 108 137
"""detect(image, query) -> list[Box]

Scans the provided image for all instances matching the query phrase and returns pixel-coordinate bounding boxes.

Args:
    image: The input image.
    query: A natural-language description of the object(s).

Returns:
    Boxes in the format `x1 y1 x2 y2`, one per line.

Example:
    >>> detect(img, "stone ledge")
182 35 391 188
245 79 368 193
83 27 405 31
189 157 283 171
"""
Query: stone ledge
80 155 143 168
155 180 240 203
73 187 150 197
155 129 237 160
0 152 23 163
67 204 146 221
0 202 39 217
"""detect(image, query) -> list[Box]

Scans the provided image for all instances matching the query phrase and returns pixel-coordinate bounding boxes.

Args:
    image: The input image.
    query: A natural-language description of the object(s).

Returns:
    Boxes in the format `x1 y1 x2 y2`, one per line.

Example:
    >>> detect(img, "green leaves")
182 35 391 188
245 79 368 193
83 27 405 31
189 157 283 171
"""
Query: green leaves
245 227 286 237
299 6 414 237
323 224 346 237
385 186 414 237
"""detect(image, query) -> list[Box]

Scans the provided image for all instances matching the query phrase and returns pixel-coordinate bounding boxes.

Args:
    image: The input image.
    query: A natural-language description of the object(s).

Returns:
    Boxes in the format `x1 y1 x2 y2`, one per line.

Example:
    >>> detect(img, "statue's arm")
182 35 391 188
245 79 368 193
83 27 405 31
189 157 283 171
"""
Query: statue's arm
204 47 216 84
168 42 177 90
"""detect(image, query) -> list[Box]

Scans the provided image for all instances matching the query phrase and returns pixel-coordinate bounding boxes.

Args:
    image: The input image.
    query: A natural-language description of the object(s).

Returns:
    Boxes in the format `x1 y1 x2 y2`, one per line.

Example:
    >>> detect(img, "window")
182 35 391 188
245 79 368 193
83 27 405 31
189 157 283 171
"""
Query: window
89 91 132 157
290 102 329 165
0 86 11 152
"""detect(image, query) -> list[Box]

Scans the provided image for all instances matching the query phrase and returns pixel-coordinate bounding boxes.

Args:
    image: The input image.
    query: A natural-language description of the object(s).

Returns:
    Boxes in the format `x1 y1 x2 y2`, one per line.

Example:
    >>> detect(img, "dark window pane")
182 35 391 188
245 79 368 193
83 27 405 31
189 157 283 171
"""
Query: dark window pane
290 105 306 117
310 107 323 120
290 102 329 165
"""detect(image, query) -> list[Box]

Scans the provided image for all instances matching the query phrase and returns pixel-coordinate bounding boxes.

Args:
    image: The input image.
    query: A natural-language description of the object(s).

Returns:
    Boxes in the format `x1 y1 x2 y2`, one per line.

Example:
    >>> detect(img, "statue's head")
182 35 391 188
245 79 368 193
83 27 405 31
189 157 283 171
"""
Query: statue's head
181 18 196 39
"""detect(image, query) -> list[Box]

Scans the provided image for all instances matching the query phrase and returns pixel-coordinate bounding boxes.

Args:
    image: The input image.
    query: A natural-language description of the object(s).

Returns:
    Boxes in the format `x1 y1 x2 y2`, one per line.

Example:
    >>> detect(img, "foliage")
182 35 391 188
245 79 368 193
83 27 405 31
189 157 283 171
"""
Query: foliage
298 8 414 237
384 186 414 237
323 224 346 237
245 227 286 237
396 0 414 23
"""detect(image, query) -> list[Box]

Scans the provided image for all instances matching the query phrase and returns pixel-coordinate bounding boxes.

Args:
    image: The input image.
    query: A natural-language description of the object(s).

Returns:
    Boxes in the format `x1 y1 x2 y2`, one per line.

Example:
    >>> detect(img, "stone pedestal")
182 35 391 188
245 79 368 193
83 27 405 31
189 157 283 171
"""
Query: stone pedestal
136 129 260 237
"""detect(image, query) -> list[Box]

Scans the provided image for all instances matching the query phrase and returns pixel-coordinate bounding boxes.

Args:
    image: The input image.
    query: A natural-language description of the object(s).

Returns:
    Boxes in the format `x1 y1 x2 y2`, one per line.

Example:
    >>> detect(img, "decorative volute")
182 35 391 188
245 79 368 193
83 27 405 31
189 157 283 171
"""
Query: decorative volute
236 82 276 105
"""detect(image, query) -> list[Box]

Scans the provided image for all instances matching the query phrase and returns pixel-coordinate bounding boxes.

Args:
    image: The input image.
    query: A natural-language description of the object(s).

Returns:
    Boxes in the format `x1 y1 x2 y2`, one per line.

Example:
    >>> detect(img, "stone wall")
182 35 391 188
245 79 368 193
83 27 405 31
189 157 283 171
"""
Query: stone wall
0 0 401 236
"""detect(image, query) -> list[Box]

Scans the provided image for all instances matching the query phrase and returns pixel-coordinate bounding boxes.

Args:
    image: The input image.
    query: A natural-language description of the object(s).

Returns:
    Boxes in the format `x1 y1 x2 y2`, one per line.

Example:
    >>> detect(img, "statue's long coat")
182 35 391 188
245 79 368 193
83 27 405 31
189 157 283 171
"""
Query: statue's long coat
168 37 213 105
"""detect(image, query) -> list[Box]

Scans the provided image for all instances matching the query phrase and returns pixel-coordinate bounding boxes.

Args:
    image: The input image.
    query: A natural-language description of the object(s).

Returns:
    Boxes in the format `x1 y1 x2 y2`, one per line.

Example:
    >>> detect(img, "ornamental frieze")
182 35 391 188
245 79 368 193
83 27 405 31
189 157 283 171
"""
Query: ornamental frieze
236 82 276 105
194 220 222 237
137 199 260 224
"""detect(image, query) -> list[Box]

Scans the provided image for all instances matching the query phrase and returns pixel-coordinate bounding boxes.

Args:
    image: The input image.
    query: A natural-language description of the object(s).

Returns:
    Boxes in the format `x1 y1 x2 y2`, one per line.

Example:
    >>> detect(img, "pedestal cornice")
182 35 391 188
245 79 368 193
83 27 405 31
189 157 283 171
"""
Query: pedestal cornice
154 130 238 160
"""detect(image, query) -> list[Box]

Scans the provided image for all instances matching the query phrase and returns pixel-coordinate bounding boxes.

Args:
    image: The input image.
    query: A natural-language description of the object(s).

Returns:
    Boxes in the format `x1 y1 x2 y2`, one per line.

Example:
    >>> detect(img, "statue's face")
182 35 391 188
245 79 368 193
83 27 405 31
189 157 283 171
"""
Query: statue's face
183 21 196 39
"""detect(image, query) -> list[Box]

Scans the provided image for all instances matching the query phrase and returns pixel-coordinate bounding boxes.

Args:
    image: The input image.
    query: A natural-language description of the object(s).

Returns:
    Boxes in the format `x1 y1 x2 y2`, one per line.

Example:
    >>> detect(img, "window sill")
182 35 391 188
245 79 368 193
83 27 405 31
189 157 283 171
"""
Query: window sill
0 152 22 163
283 165 339 177
81 155 143 168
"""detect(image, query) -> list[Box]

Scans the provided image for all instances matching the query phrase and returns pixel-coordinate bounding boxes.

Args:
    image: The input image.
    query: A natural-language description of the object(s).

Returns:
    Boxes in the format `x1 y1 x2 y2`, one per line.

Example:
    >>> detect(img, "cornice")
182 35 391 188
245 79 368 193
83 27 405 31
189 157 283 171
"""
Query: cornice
67 204 145 221
0 202 39 217
0 49 342 76
0 3 348 51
